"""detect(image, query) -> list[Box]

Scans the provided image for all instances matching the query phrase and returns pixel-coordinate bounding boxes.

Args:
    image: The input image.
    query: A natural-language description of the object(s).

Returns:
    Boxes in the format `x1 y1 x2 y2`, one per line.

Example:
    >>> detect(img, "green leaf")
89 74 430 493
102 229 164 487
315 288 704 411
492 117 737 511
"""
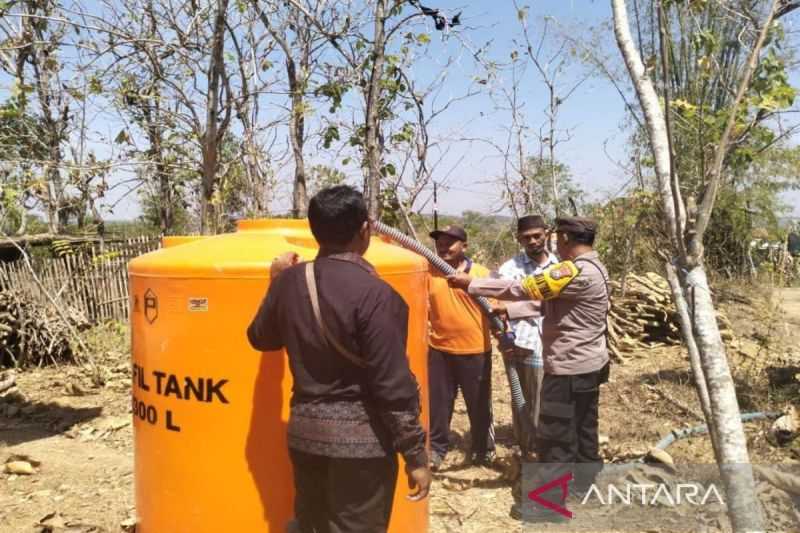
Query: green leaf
349 134 363 147
391 123 415 144
322 125 340 149
381 163 396 177
88 76 103 95
417 33 431 45
65 86 85 101
315 81 349 113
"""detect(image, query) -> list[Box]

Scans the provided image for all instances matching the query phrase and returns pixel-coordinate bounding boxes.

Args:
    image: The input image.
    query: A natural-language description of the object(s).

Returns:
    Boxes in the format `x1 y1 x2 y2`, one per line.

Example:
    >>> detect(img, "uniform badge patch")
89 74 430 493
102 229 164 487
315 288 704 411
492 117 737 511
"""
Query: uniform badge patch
550 265 573 280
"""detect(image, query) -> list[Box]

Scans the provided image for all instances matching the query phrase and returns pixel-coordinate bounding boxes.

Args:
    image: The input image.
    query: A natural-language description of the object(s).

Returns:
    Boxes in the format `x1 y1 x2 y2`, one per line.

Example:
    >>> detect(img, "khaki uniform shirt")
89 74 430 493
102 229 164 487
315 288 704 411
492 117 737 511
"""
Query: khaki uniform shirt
469 251 609 375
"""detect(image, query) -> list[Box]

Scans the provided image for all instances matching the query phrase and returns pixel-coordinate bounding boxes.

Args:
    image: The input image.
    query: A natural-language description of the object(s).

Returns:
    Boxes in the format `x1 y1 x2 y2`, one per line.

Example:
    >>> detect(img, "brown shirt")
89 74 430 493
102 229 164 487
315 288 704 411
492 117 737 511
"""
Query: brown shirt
468 251 610 375
247 252 427 468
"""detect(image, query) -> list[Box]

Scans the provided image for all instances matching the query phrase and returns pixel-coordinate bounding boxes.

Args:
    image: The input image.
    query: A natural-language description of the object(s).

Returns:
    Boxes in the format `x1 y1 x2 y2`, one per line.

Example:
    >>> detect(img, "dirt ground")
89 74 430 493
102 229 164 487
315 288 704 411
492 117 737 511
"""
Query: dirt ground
1 290 800 532
776 288 800 327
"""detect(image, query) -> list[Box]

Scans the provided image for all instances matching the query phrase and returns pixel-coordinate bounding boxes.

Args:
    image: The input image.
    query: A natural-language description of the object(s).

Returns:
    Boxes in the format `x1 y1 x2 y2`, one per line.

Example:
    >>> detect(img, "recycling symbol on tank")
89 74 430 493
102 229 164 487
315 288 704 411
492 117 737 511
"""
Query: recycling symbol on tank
144 289 158 324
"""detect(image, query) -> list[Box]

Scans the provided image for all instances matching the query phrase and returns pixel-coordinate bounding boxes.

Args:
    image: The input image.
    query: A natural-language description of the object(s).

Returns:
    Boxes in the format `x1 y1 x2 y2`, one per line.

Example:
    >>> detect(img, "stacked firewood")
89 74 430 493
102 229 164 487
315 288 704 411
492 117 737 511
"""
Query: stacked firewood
0 289 88 367
607 272 734 361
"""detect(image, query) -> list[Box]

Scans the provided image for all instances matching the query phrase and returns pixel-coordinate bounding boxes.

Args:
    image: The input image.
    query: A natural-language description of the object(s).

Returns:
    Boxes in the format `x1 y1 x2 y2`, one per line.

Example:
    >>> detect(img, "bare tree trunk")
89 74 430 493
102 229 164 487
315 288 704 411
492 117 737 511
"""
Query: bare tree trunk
611 1 766 530
156 159 172 233
665 261 718 461
133 3 174 234
200 0 230 235
287 58 308 218
683 264 763 531
139 83 173 234
45 167 61 234
610 0 682 247
656 0 686 257
40 101 65 234
74 81 90 231
364 0 387 220
548 85 559 217
152 97 172 234
254 1 307 217
228 16 267 218
15 207 27 236
26 6 66 234
398 201 419 242
240 116 266 216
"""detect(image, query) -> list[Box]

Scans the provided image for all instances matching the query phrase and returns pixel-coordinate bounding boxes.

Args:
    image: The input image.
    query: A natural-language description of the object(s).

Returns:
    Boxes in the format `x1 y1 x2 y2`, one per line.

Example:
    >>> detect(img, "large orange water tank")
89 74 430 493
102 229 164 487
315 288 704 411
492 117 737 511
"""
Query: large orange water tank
129 219 430 532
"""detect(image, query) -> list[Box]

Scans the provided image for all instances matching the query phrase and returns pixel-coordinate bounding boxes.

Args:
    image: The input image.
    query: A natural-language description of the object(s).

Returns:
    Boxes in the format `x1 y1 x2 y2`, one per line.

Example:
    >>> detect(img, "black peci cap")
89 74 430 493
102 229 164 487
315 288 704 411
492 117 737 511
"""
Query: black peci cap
555 216 598 235
517 215 547 232
429 225 468 242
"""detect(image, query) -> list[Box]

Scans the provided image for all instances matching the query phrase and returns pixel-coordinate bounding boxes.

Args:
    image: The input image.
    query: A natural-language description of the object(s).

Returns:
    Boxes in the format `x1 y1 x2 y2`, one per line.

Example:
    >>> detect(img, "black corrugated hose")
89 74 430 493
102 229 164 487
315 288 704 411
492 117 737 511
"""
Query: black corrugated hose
371 220 533 434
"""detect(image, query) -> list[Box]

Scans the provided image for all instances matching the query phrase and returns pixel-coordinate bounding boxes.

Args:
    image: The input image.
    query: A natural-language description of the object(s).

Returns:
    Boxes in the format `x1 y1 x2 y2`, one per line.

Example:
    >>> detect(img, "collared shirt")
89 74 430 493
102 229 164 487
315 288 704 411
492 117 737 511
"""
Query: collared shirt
497 252 558 363
428 258 492 354
247 251 427 468
467 250 610 376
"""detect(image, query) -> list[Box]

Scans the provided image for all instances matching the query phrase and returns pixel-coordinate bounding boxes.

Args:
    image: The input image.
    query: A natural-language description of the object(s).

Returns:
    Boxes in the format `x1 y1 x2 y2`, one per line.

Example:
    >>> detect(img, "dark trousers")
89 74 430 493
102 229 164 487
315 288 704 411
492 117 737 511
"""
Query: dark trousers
428 347 495 458
535 363 609 491
288 449 398 533
510 347 544 456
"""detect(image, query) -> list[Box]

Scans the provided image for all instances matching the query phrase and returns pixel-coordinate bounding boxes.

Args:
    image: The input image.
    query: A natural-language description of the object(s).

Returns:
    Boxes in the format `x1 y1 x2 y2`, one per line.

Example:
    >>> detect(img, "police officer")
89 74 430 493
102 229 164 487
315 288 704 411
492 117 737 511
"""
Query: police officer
448 216 610 522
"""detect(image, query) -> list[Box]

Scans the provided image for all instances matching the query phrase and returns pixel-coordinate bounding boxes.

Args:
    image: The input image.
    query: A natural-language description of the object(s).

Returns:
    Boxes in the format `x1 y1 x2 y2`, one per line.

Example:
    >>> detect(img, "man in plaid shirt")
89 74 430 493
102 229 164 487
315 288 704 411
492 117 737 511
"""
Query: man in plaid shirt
494 215 557 457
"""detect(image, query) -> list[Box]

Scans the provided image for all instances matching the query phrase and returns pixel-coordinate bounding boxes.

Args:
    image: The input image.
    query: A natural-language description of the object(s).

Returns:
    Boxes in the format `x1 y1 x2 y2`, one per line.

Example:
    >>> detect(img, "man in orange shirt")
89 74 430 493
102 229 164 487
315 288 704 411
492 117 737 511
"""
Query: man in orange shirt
428 225 495 469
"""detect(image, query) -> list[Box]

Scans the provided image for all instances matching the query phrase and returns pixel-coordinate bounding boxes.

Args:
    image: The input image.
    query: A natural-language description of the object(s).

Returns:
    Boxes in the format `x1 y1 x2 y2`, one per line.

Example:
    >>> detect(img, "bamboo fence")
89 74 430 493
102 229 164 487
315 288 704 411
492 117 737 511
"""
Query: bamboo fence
0 236 160 323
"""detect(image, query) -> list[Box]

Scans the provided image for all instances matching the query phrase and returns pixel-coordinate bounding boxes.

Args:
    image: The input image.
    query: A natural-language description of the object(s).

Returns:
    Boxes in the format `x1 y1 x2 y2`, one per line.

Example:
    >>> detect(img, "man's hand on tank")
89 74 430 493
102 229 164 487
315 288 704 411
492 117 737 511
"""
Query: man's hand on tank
270 252 300 278
406 465 432 501
446 271 472 290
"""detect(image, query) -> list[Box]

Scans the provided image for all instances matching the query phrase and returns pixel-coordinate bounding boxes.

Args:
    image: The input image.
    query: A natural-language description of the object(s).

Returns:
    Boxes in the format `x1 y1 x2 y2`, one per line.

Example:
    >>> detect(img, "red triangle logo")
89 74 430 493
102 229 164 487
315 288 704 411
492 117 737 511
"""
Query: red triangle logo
527 471 573 519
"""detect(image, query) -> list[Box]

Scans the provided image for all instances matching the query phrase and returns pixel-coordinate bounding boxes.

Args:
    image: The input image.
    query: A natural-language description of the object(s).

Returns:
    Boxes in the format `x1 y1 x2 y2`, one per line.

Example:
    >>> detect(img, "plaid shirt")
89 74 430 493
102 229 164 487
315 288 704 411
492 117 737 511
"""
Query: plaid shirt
497 252 558 366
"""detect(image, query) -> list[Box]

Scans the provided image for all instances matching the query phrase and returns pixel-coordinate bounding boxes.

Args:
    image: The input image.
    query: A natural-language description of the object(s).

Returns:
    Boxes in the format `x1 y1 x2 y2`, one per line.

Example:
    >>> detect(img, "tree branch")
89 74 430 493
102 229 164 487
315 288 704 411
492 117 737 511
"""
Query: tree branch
691 0 780 260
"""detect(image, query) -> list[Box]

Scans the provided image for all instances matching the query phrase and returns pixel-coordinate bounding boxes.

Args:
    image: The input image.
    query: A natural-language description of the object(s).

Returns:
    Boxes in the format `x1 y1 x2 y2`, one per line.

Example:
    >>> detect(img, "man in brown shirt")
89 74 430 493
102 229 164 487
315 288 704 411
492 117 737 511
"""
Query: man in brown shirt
449 216 609 522
247 186 430 533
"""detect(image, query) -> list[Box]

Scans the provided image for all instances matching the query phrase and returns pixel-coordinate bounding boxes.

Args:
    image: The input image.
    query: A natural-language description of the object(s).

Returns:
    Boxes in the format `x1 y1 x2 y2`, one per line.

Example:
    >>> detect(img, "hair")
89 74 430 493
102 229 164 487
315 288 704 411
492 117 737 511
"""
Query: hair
564 230 596 246
308 185 368 246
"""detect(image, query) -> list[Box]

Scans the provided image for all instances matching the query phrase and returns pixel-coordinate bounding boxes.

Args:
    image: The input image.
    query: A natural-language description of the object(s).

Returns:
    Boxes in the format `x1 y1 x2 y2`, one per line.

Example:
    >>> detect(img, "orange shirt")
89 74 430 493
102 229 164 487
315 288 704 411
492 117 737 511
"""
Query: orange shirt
428 261 491 354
